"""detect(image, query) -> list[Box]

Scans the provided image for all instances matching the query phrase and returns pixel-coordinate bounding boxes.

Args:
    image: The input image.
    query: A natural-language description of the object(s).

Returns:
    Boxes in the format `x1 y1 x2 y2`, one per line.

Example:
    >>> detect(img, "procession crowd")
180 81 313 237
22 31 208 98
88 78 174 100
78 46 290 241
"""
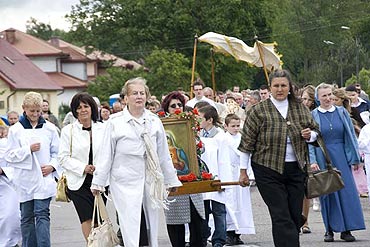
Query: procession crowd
0 69 369 247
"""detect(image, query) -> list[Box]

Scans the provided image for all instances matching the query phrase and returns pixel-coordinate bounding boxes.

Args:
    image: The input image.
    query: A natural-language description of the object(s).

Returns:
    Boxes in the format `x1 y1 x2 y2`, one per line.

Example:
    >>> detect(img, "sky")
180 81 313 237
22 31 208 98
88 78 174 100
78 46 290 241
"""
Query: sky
0 0 80 32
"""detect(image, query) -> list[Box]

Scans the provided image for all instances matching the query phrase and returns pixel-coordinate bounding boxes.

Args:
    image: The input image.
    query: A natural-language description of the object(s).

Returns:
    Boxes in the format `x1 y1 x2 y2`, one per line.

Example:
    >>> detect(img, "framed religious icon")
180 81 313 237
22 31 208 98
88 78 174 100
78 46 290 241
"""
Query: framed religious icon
161 117 199 177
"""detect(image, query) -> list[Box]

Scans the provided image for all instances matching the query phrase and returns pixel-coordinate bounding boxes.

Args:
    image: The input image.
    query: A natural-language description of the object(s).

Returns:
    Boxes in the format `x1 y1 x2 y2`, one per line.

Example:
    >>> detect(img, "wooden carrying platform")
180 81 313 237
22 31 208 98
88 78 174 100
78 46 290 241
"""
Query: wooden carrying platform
168 180 244 196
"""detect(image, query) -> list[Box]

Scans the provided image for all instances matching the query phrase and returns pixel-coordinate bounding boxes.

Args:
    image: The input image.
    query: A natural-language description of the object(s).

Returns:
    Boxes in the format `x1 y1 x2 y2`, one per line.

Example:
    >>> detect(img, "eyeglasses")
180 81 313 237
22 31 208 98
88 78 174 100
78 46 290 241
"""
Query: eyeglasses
169 103 183 108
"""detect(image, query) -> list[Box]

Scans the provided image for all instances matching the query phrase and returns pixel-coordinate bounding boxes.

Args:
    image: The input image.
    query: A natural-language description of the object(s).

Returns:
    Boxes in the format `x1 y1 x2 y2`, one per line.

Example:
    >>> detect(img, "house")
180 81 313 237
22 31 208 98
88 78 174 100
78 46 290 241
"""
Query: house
1 28 141 109
0 38 62 116
0 28 87 107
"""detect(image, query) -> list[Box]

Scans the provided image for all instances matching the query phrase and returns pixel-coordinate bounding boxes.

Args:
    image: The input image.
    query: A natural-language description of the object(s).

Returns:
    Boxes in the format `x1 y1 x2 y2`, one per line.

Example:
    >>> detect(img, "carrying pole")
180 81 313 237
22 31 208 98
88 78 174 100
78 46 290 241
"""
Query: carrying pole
210 48 216 100
255 36 270 86
190 34 198 99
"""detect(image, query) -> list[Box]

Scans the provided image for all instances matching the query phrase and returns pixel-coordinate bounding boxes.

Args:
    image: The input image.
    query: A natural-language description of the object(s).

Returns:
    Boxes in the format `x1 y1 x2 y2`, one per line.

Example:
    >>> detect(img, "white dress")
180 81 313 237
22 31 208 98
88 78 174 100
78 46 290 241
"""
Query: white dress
223 132 255 234
0 137 21 247
92 109 181 247
357 123 370 195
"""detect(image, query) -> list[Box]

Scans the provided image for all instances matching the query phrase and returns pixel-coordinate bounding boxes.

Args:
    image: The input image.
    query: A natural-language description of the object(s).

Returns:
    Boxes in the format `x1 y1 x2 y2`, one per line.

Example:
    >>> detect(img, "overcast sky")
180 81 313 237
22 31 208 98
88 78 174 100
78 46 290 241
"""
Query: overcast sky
0 0 80 31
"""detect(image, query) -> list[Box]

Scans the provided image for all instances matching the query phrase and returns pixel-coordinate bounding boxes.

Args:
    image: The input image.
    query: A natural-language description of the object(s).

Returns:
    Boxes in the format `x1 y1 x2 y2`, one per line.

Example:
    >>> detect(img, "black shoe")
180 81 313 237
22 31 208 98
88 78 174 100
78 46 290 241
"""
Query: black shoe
324 231 334 242
233 236 244 245
340 231 356 242
225 236 234 246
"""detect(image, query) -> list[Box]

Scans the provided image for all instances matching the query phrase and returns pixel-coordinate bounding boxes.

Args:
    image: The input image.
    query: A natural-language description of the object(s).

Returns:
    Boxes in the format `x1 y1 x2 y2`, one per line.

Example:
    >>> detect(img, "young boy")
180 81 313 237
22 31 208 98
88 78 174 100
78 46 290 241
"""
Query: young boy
223 114 255 245
198 105 232 247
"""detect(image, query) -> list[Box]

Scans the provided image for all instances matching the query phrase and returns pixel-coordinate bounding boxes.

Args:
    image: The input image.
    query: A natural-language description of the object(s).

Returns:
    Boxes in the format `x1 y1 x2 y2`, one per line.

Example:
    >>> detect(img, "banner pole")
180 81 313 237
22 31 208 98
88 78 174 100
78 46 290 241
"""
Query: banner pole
255 36 270 86
190 34 198 99
210 48 216 100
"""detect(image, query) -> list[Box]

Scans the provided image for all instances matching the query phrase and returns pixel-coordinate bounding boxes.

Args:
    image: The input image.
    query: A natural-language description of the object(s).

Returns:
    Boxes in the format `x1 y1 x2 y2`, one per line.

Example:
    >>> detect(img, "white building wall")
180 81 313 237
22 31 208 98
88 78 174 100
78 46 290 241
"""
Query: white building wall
57 88 85 106
62 63 87 81
29 57 58 72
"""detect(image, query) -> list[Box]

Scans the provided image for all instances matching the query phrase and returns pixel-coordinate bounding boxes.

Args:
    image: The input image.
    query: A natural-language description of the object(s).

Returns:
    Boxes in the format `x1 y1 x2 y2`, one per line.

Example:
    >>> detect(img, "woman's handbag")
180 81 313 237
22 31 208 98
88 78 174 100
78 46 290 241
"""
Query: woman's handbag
305 140 345 199
55 174 70 202
56 126 73 202
87 194 120 247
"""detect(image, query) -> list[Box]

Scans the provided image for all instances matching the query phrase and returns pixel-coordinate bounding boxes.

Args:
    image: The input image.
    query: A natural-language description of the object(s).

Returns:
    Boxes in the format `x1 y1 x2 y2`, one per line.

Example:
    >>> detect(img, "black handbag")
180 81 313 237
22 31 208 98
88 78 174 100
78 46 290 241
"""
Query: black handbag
305 141 345 199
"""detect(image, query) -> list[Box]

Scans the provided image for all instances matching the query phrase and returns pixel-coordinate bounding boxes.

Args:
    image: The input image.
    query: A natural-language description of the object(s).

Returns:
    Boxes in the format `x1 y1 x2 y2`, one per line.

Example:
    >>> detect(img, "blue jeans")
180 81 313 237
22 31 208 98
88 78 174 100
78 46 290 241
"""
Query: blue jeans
20 198 51 247
203 200 226 246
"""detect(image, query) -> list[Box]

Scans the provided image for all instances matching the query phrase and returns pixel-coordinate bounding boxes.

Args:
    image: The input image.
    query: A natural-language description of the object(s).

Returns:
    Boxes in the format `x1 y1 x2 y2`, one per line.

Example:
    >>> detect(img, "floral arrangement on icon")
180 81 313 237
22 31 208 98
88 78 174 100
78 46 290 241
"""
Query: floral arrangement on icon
158 108 213 182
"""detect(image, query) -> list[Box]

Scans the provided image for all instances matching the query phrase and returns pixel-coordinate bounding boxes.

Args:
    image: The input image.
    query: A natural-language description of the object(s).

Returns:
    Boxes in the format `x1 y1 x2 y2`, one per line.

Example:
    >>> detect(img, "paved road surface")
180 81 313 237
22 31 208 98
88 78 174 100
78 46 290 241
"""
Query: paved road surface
51 186 370 246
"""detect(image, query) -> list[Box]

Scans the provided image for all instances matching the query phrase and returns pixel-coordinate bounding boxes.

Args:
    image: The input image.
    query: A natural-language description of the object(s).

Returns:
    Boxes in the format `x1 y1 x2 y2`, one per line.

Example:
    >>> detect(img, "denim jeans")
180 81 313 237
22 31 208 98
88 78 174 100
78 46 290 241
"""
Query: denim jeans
203 200 226 246
20 197 51 247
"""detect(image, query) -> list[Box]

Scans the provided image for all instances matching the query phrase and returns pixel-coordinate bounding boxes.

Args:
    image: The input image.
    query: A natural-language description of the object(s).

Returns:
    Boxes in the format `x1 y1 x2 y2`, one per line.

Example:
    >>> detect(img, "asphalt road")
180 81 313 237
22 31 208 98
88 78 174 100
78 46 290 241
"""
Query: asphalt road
50 186 370 246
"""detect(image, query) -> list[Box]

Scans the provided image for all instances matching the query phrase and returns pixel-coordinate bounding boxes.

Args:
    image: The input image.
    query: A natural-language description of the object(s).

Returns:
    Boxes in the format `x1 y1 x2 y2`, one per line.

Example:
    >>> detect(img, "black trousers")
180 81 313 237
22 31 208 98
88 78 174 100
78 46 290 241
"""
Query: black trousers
166 200 205 247
252 162 306 247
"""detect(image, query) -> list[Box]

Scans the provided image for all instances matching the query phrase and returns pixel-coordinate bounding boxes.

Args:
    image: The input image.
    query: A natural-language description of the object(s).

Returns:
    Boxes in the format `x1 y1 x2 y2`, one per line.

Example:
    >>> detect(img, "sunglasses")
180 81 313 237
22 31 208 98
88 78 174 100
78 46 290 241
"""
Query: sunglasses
169 103 183 108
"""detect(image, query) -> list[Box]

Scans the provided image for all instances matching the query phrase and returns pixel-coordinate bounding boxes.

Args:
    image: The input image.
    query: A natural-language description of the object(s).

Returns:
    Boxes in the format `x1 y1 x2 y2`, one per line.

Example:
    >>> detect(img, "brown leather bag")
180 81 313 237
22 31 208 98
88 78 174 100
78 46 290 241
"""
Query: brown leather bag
305 141 344 199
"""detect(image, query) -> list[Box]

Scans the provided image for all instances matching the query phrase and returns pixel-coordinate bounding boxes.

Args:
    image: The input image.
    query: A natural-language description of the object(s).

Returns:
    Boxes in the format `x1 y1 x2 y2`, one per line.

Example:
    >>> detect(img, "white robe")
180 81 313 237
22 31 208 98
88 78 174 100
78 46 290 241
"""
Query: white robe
357 124 370 195
200 131 233 203
5 121 60 202
223 132 255 234
93 109 181 247
0 137 21 246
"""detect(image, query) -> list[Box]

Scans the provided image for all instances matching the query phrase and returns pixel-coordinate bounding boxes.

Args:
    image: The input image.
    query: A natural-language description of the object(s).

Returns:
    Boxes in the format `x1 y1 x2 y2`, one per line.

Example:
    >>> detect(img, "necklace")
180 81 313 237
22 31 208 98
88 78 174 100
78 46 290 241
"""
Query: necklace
321 112 335 131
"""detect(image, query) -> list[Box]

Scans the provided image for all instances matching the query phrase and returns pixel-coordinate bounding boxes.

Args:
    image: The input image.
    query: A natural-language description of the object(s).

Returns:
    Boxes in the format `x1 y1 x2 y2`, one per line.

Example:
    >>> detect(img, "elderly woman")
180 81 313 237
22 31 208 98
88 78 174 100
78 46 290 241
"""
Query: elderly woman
91 77 181 247
57 92 106 241
161 91 206 247
5 92 60 247
310 83 365 242
238 70 319 247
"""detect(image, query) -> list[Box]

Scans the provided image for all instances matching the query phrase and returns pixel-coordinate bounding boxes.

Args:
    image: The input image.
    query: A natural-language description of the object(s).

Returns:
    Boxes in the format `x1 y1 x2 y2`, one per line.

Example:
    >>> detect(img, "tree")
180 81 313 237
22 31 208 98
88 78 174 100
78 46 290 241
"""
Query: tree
26 17 69 41
345 68 370 94
88 48 193 99
67 0 273 90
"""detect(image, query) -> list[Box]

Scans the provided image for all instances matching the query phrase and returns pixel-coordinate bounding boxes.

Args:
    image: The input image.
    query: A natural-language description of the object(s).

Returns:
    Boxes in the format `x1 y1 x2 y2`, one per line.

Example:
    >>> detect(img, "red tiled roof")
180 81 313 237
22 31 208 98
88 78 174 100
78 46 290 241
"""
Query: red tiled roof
0 39 63 90
0 28 66 57
47 72 87 89
49 38 141 69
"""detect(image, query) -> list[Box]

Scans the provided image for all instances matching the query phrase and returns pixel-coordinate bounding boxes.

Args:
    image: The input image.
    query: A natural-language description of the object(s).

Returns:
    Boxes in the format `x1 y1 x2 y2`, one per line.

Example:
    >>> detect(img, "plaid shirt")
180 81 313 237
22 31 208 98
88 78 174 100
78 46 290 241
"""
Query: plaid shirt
238 98 319 174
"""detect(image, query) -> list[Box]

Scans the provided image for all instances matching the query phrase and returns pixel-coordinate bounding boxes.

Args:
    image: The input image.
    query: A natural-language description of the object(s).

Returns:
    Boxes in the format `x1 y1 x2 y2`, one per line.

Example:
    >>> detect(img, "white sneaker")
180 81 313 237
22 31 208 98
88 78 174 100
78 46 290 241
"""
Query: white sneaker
312 198 320 212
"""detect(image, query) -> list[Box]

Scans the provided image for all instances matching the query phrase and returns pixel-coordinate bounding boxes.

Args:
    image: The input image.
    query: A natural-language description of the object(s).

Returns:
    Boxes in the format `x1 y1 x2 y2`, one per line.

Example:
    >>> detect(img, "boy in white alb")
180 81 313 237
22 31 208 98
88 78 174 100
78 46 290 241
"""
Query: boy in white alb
198 105 232 247
223 114 255 245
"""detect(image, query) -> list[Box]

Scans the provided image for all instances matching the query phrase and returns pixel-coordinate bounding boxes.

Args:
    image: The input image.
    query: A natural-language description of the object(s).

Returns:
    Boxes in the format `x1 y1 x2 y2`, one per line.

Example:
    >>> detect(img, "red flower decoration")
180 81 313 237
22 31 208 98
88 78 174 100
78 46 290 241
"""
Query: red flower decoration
192 108 199 115
178 172 198 182
201 171 213 180
174 109 182 115
197 140 203 149
157 111 165 117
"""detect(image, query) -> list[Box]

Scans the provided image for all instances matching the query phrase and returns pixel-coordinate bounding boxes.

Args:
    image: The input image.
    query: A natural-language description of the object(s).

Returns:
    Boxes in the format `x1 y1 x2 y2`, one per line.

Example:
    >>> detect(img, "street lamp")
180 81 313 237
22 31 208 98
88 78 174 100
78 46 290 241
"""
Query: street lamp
340 25 360 80
323 40 342 86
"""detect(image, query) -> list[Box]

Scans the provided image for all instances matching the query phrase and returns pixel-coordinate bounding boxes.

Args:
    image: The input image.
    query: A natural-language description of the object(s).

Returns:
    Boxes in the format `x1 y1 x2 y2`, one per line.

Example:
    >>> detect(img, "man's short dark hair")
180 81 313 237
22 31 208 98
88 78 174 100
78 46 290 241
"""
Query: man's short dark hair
345 84 358 93
259 84 269 90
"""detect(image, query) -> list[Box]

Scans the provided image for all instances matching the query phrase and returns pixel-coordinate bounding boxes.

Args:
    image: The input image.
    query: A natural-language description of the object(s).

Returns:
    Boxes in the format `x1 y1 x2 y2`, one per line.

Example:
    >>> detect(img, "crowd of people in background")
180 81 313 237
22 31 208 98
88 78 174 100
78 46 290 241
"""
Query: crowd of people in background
1 69 369 247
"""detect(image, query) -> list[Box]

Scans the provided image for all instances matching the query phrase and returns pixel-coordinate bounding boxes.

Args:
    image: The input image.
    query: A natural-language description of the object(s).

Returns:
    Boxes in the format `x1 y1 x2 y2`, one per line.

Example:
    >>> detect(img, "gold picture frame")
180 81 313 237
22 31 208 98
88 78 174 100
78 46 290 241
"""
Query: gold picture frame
161 117 199 177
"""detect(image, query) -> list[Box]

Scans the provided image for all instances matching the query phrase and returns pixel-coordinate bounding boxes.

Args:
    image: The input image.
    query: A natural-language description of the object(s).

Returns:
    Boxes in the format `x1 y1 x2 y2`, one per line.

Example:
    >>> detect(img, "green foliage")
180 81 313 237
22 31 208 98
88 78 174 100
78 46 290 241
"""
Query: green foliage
29 0 370 92
345 68 370 93
88 48 193 99
26 17 68 41
87 67 147 102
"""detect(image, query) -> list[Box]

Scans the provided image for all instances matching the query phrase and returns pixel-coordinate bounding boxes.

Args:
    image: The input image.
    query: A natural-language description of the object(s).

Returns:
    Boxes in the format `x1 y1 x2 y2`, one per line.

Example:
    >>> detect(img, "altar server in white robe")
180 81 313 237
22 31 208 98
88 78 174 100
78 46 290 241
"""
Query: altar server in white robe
199 105 233 247
223 114 255 245
0 126 21 247
358 123 370 197
91 77 181 247
5 92 60 247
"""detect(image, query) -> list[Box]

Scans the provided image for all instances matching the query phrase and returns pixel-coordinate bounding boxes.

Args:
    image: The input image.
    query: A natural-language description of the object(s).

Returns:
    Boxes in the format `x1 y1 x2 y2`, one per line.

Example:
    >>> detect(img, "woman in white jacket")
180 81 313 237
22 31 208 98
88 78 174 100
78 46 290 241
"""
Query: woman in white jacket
91 77 181 247
5 92 60 247
58 92 106 241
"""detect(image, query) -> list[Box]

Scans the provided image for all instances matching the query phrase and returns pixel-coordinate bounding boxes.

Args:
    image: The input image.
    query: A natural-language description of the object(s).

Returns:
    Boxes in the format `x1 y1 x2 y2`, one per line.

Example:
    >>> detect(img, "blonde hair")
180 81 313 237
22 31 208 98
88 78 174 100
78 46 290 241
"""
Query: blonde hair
23 92 43 107
121 77 151 99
